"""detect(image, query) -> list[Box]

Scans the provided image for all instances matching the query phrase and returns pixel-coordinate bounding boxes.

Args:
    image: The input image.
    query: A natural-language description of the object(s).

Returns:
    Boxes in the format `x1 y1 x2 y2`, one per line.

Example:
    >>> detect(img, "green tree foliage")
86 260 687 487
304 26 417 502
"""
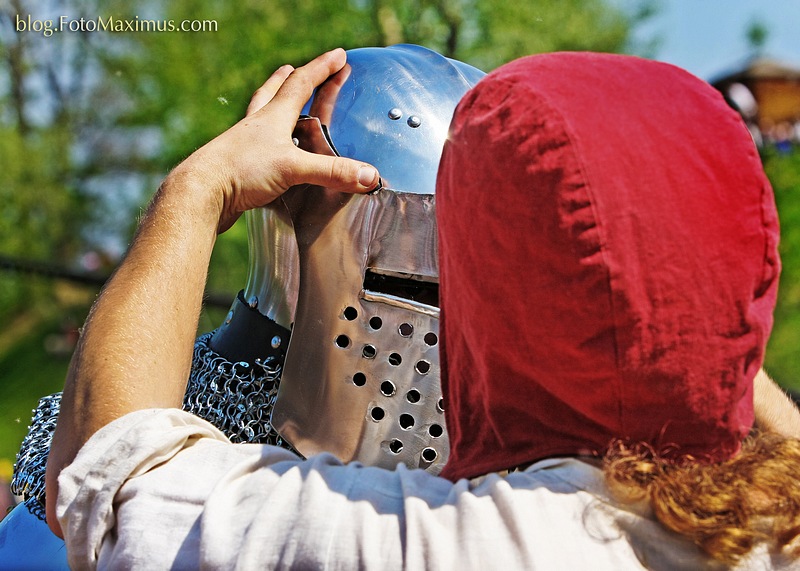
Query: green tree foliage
746 19 769 55
1 0 92 317
3 0 653 299
0 127 89 311
465 0 633 70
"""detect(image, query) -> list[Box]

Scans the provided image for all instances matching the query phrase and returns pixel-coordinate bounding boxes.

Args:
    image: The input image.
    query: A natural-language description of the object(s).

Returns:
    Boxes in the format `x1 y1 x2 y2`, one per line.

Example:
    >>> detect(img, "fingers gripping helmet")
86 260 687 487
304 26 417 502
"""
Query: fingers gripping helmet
269 45 484 473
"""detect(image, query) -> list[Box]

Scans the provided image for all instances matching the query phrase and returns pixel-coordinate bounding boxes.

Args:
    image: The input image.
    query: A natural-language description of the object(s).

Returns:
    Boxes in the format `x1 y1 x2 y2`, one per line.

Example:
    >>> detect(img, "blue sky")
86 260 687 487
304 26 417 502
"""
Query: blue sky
632 0 800 80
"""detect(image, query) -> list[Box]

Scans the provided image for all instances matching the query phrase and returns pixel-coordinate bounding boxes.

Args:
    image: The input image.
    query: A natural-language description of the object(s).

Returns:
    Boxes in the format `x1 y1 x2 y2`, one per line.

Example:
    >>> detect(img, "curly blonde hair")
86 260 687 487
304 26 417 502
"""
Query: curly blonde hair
603 433 800 565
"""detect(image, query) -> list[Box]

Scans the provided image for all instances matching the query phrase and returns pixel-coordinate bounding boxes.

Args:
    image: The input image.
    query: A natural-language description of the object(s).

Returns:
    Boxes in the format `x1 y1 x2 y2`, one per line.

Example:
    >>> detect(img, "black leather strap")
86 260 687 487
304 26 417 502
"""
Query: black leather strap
209 290 291 365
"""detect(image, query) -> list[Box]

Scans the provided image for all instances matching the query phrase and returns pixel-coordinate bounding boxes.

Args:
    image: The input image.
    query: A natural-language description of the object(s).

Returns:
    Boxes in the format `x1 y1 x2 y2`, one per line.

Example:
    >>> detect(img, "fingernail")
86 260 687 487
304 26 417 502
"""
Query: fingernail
358 166 378 188
367 178 383 195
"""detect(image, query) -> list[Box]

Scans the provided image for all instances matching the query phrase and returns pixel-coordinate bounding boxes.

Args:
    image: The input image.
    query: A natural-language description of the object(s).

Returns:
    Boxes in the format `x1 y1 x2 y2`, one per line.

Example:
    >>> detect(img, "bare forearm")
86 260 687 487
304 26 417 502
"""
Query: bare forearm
66 169 219 429
45 168 221 532
753 368 800 438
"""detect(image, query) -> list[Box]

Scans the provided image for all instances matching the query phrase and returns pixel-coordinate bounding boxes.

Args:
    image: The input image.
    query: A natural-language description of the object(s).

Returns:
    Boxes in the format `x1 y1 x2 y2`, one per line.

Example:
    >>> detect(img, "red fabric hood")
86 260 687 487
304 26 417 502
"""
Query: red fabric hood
437 52 780 481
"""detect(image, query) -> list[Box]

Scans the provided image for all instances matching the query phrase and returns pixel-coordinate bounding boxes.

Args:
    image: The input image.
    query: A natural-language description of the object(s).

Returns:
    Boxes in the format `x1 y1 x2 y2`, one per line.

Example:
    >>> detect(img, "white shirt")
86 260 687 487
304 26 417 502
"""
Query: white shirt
57 409 783 570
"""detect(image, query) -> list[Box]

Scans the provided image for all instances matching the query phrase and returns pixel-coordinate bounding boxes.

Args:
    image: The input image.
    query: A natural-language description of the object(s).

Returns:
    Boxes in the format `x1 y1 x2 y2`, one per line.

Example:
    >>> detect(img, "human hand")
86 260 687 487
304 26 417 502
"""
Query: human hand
171 48 380 233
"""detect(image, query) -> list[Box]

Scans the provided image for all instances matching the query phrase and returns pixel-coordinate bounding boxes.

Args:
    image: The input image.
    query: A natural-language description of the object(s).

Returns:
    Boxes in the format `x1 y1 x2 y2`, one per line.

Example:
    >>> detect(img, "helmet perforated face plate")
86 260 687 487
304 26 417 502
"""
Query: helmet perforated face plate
270 45 484 473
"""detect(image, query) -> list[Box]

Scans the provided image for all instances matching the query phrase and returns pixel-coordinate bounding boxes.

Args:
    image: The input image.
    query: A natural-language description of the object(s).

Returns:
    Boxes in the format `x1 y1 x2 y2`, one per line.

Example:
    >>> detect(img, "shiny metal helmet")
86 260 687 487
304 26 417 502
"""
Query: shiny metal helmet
265 44 484 473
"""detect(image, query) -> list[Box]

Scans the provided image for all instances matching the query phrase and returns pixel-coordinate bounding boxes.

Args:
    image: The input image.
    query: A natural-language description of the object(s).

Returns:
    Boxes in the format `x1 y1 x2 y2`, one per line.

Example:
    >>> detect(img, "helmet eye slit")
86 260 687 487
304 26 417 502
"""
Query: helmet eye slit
363 269 439 308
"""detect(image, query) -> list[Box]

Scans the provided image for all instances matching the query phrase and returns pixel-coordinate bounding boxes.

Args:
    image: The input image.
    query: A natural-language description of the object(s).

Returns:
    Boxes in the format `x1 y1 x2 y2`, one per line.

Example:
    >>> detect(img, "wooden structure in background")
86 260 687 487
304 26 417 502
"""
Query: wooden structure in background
711 57 800 141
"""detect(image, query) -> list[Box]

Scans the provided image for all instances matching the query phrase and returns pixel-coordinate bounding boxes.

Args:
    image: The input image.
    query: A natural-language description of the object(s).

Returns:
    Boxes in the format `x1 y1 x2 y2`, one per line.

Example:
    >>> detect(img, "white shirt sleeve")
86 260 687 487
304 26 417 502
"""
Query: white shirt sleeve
57 408 418 570
56 408 256 568
58 408 778 570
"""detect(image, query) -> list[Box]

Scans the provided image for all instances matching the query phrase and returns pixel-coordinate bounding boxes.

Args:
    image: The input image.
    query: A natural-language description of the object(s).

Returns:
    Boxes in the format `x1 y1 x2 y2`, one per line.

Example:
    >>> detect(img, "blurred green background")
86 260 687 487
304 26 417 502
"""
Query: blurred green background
0 0 798 478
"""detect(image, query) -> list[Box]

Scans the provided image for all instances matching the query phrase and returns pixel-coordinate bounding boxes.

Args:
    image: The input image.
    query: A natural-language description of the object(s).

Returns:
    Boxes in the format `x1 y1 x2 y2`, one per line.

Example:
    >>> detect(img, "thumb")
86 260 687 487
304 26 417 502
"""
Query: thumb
290 152 380 193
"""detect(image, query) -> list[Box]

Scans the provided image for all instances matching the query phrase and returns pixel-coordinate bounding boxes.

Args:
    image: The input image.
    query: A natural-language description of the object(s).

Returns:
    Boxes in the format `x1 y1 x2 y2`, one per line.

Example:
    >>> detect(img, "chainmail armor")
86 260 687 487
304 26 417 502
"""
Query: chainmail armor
10 393 60 506
11 331 293 520
181 332 289 447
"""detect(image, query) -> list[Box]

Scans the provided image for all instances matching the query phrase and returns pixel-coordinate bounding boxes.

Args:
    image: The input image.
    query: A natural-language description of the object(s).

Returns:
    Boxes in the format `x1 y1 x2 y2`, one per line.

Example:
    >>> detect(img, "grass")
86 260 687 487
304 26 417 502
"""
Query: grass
763 147 800 392
0 316 72 464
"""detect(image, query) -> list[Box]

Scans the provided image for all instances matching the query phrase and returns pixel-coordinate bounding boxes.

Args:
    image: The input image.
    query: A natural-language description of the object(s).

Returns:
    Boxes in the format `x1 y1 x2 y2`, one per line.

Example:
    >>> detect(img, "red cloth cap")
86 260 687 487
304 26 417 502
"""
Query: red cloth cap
437 52 780 481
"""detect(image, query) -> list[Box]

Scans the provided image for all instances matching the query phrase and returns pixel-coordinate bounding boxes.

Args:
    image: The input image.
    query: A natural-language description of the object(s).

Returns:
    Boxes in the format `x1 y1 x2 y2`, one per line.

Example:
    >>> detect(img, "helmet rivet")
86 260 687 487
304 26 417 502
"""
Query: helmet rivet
225 310 234 324
292 137 300 146
388 108 402 120
247 295 258 308
407 115 421 128
271 335 282 349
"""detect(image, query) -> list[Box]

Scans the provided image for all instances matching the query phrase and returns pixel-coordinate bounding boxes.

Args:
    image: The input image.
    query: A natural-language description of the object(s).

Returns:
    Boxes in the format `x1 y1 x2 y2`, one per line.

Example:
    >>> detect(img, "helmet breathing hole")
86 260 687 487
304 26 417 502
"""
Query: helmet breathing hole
335 335 351 348
406 389 421 403
370 407 385 421
388 353 402 366
429 424 443 438
421 447 438 462
343 306 358 321
352 372 367 387
399 414 415 430
389 439 404 454
415 360 431 375
369 316 383 330
380 380 396 397
398 323 414 337
424 332 438 346
437 397 444 412
362 345 377 359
